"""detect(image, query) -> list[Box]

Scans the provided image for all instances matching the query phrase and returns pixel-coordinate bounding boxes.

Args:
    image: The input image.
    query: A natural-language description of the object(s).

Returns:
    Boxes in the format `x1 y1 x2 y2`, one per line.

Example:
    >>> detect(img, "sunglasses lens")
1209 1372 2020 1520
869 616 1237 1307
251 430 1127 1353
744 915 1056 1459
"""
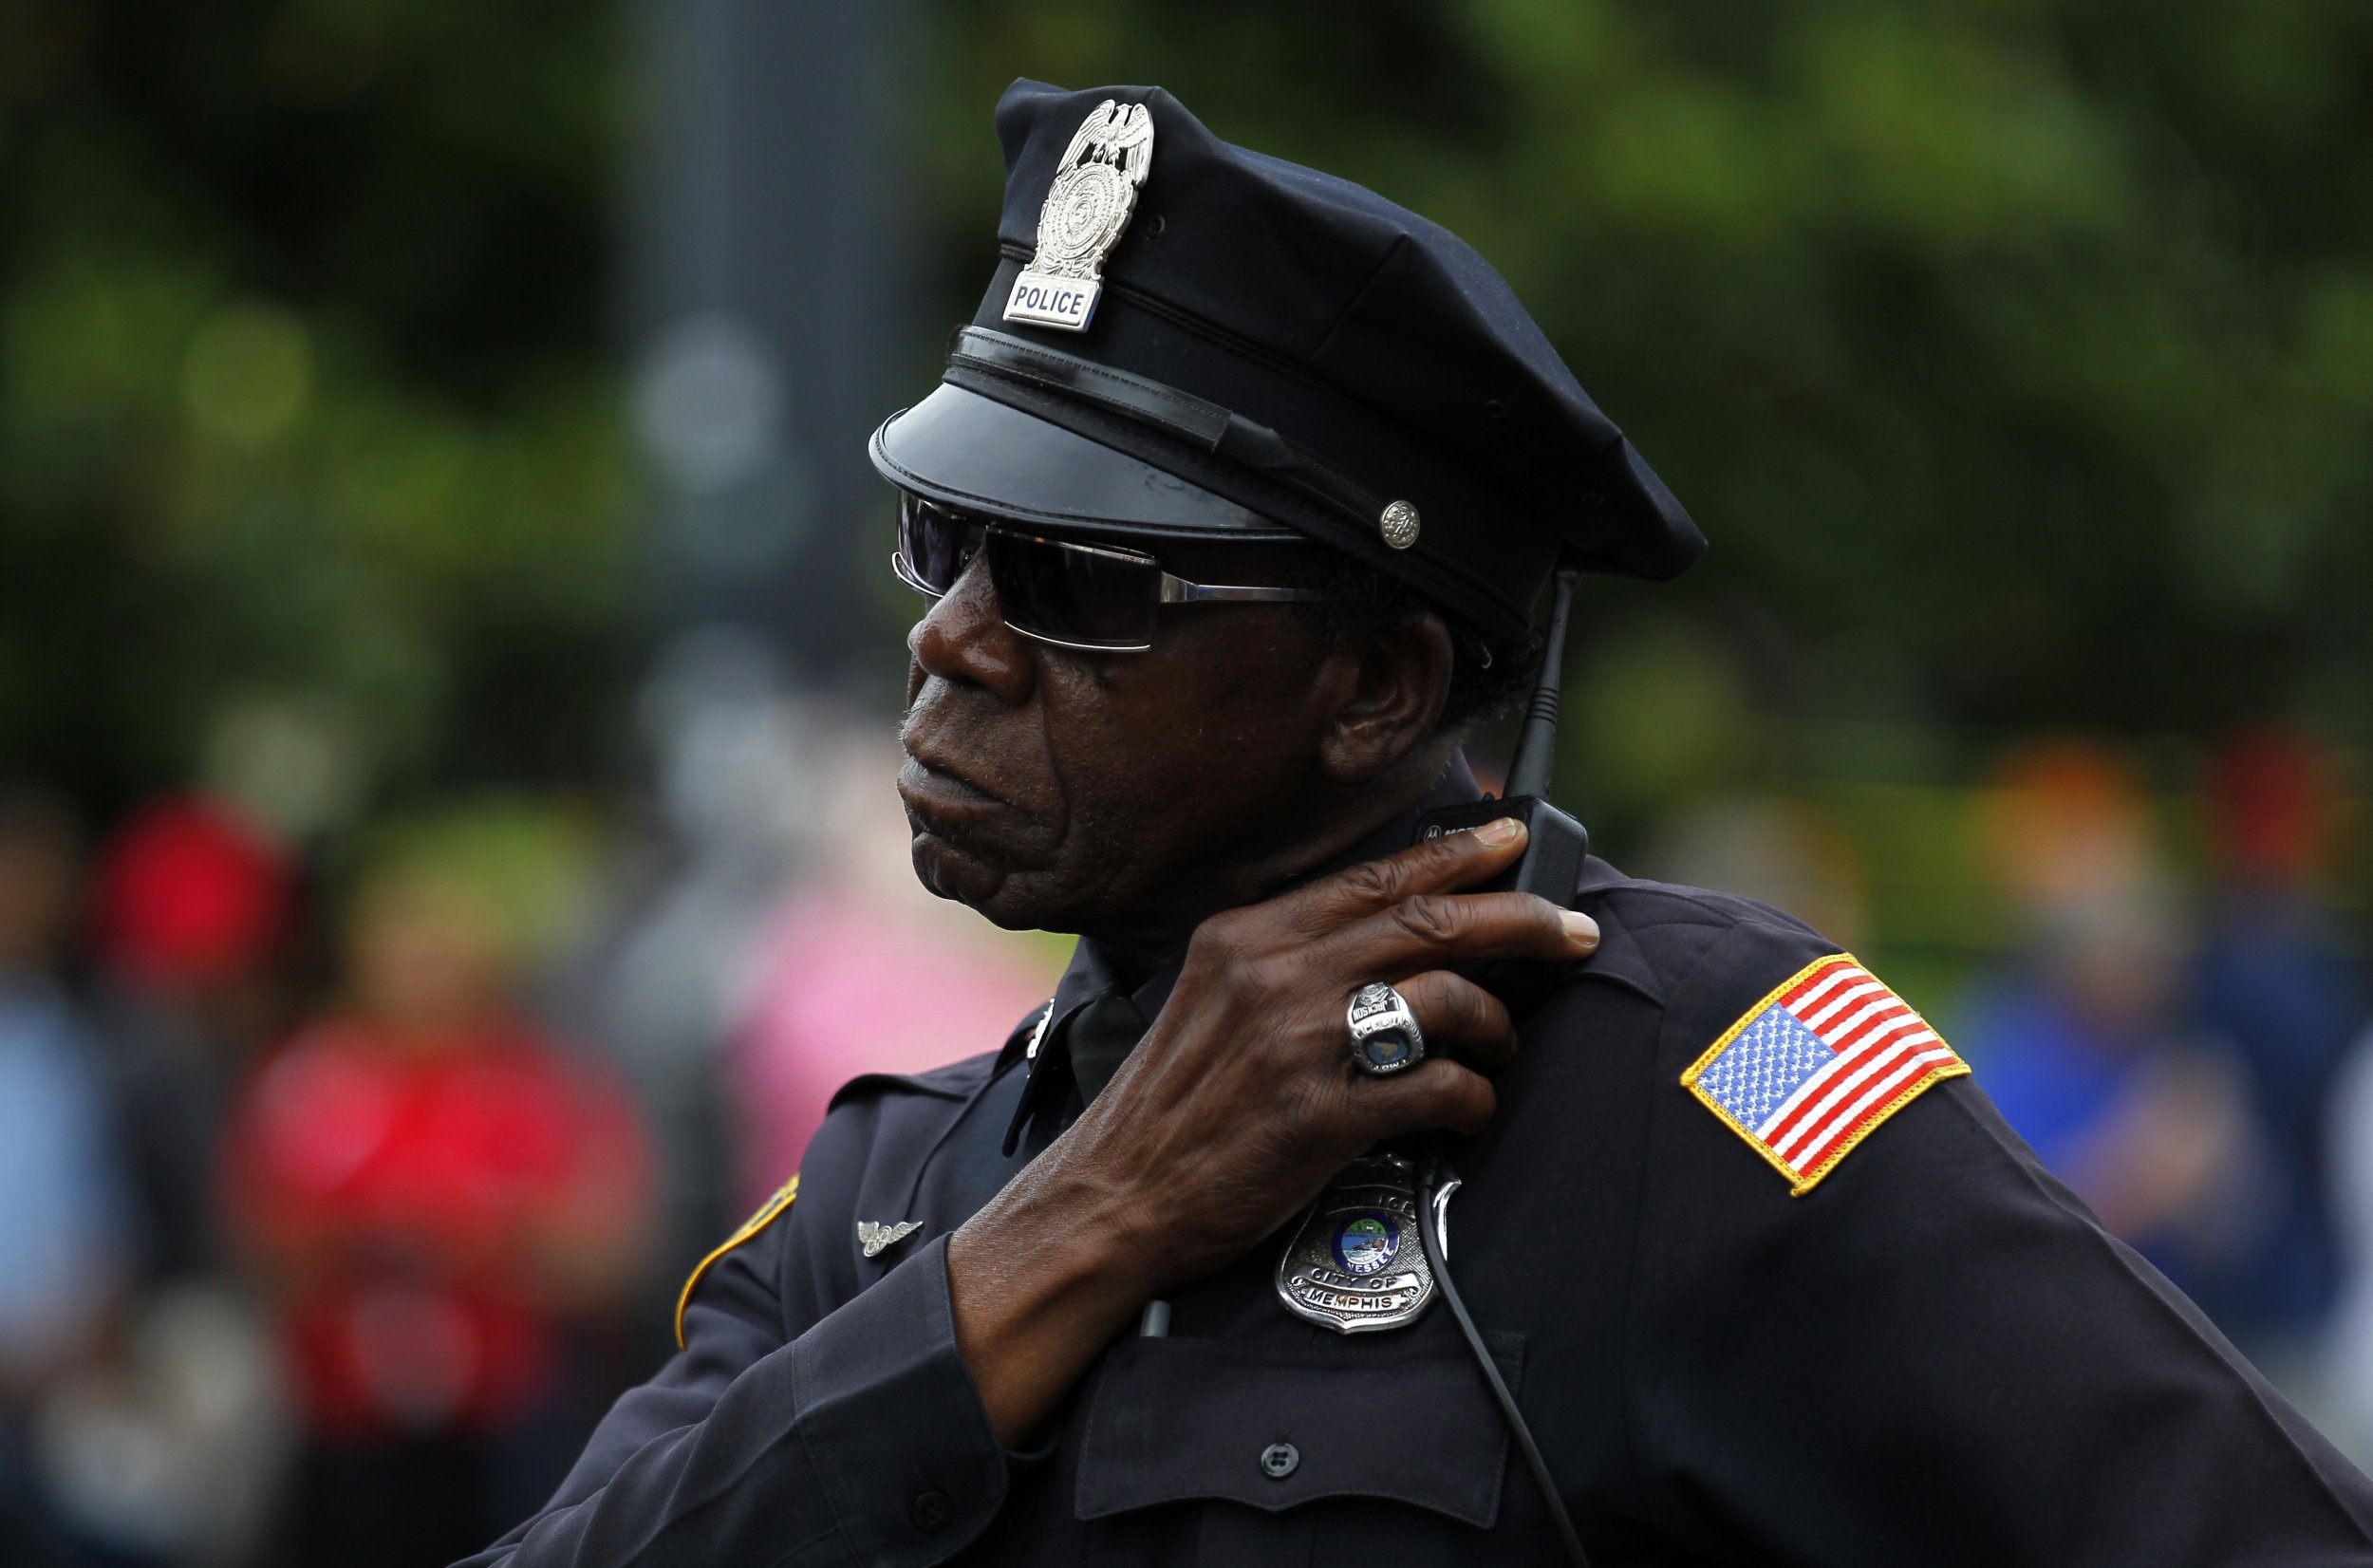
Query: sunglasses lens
896 495 981 595
985 532 1161 649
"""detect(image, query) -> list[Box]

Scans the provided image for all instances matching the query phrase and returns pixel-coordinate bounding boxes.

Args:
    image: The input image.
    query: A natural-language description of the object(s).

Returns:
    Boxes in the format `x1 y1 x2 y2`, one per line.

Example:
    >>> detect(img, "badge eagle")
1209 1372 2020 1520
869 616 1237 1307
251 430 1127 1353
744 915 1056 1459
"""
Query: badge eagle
1003 100 1155 333
1682 954 1967 1195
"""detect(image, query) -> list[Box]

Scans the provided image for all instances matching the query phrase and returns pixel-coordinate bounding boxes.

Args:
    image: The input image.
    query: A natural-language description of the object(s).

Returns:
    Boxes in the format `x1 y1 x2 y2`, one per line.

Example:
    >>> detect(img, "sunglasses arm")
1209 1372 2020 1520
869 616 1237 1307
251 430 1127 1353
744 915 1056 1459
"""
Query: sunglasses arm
1157 575 1339 605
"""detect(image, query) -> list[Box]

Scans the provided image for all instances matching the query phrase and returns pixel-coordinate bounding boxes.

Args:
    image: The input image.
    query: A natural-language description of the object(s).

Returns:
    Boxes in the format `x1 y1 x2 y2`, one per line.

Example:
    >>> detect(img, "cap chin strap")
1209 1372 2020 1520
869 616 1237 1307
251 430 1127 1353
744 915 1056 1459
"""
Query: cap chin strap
947 327 1387 536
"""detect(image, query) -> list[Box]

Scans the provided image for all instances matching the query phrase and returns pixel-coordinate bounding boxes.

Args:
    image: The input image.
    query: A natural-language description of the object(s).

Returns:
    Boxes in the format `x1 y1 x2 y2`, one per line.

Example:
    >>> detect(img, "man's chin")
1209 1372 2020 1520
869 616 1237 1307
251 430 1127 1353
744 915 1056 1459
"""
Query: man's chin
914 832 1102 936
906 828 996 900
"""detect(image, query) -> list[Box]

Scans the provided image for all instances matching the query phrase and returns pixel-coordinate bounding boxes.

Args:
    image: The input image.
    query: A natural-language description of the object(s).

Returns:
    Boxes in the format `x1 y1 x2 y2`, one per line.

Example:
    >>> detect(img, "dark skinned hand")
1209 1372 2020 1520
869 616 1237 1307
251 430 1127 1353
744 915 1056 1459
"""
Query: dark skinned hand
946 815 1598 1442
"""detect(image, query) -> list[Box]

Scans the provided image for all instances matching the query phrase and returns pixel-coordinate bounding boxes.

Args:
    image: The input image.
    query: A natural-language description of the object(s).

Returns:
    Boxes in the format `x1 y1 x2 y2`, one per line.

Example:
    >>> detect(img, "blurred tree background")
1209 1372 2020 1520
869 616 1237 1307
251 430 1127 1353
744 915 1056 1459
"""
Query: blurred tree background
1 0 635 825
4 0 2369 946
919 1 2373 766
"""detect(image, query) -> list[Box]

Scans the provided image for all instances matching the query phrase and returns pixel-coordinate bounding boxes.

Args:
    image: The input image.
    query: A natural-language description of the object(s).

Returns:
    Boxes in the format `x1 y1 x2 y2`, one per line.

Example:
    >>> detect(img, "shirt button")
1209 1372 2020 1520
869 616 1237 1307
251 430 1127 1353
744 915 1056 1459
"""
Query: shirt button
1260 1443 1299 1480
910 1491 952 1533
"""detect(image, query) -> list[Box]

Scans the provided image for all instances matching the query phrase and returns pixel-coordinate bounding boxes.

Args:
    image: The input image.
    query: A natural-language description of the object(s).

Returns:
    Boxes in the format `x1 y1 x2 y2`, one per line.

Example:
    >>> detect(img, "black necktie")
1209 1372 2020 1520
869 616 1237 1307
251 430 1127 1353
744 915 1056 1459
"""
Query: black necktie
1064 993 1149 1106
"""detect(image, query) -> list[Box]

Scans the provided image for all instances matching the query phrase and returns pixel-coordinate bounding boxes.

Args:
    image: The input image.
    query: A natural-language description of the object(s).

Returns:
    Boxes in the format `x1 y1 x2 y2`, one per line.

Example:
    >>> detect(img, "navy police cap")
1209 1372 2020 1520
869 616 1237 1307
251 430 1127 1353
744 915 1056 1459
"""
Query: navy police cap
869 80 1705 635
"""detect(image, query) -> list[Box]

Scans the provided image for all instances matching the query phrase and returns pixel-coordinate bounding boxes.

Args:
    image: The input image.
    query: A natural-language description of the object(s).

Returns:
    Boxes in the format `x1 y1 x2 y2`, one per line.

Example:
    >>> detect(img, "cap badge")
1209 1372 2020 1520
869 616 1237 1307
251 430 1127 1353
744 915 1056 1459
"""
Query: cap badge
1004 101 1155 333
1379 498 1421 550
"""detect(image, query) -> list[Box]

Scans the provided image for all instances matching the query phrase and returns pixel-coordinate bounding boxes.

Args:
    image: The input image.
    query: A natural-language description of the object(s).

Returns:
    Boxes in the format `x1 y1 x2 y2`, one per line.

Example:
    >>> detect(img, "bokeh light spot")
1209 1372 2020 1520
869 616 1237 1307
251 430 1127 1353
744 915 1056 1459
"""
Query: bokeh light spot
181 304 312 446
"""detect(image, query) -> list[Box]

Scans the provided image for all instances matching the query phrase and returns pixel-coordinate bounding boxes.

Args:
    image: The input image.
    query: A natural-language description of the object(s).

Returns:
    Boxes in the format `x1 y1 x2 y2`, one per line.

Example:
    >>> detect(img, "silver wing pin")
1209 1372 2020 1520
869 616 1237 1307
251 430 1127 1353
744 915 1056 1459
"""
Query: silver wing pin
857 1220 925 1259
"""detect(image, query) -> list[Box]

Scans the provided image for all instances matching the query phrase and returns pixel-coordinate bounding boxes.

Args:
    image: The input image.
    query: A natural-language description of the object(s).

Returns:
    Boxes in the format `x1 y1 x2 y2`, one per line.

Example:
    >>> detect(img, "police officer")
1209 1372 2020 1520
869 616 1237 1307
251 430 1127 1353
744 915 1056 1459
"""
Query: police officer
458 82 2373 1566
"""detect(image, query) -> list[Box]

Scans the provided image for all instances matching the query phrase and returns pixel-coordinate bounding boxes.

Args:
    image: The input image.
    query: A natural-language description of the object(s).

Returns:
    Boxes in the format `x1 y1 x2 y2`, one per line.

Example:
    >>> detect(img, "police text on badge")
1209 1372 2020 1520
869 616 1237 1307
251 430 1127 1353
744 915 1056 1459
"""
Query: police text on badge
1004 275 1102 331
1002 100 1154 334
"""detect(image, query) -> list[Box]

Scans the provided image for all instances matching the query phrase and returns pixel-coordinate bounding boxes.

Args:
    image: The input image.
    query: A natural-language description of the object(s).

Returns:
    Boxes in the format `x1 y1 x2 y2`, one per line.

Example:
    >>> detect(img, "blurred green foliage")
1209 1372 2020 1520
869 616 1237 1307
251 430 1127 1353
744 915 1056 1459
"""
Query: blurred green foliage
346 794 604 966
5 0 2369 948
915 0 2373 962
919 0 2373 779
1 0 634 815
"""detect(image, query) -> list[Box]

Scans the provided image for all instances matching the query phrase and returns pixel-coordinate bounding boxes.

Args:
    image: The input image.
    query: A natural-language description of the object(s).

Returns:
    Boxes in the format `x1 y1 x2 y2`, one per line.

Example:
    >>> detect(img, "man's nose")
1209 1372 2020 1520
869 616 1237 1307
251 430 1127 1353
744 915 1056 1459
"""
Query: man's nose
907 555 1036 704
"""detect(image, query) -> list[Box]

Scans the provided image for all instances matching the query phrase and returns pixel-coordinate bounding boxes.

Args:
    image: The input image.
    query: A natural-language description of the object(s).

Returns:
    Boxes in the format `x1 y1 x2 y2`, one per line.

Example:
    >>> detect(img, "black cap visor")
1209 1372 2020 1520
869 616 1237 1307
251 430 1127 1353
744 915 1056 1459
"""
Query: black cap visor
869 382 1299 543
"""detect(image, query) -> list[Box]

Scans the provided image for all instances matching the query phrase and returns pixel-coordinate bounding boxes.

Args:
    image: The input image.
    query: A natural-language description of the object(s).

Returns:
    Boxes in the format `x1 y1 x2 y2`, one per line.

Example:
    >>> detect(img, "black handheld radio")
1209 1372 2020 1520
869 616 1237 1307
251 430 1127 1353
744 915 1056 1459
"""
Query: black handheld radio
1410 565 1589 1003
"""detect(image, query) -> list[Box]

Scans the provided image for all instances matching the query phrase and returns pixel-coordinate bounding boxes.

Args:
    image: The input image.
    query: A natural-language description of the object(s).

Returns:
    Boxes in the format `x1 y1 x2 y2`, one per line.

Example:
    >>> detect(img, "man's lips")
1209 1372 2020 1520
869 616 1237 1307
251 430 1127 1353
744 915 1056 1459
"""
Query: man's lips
899 739 1009 802
897 753 1067 884
896 755 1020 840
896 696 1060 868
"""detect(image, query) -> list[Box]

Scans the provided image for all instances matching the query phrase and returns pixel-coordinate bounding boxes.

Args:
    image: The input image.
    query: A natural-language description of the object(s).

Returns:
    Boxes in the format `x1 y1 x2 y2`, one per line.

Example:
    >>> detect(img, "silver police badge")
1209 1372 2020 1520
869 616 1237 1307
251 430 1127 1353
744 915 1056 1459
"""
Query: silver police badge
1003 100 1155 333
1275 1152 1459 1334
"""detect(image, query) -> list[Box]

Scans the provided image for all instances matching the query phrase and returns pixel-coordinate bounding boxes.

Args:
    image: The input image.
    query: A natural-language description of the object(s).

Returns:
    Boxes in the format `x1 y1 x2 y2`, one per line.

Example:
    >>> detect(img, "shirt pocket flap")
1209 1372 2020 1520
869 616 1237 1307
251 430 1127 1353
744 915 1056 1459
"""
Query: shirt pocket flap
1074 1332 1522 1529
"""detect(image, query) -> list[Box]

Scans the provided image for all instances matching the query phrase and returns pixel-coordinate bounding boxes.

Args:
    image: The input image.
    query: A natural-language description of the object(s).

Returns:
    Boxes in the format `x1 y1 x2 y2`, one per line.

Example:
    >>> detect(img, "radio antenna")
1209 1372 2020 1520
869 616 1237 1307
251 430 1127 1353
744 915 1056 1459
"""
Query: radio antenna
1504 565 1579 801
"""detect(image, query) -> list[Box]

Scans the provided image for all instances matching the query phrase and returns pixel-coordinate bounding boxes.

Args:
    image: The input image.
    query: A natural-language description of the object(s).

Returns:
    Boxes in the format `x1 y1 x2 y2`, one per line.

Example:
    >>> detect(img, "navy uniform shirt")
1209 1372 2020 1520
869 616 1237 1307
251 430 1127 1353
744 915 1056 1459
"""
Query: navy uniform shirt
458 768 2373 1566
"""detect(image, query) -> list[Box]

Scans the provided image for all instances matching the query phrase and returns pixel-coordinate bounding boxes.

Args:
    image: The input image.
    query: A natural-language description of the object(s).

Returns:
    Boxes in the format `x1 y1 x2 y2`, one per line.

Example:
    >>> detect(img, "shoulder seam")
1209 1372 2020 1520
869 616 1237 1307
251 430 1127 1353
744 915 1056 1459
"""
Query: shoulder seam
674 1174 799 1349
1585 881 1808 930
828 1053 1002 1111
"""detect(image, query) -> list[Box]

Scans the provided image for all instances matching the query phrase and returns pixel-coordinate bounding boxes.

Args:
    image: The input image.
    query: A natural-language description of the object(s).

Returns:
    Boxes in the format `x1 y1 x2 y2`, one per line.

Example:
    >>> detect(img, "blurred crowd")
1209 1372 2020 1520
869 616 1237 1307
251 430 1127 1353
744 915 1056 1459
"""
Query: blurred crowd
0 787 653 1568
0 660 1058 1568
1652 723 2372 1452
1 701 2366 1565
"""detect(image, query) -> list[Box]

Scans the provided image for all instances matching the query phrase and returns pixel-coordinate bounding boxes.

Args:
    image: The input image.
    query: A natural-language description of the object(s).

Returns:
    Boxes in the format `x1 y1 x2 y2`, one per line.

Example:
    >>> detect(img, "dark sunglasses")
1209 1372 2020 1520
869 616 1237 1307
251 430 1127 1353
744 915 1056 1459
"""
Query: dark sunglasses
892 493 1339 652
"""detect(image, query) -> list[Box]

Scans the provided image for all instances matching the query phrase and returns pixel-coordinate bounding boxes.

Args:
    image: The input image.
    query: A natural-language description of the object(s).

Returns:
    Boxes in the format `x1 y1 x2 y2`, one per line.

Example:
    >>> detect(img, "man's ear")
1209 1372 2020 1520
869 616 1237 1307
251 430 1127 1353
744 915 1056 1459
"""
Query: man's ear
1315 614 1455 787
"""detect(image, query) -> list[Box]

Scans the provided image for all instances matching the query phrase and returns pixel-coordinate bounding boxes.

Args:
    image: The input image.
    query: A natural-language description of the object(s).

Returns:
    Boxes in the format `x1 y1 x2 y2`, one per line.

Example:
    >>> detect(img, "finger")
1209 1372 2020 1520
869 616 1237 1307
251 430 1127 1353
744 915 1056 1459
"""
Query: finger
1391 970 1517 1068
1278 815 1530 936
1322 888 1598 977
1349 1058 1497 1139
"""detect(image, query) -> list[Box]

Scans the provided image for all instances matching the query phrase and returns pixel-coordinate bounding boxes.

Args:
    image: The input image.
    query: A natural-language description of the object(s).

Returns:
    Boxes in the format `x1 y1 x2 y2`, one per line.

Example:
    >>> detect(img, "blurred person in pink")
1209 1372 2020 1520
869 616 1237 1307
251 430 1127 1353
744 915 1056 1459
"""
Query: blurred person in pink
727 722 1057 1207
222 809 653 1568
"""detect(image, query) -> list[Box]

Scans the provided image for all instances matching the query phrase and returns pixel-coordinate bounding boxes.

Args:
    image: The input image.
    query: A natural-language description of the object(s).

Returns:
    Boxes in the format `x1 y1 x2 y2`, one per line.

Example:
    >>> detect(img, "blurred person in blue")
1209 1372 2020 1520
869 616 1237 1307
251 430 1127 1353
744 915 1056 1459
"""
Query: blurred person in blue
1959 742 2259 1302
2321 1011 2373 1469
0 787 136 1566
2193 726 2365 1360
18 797 305 1568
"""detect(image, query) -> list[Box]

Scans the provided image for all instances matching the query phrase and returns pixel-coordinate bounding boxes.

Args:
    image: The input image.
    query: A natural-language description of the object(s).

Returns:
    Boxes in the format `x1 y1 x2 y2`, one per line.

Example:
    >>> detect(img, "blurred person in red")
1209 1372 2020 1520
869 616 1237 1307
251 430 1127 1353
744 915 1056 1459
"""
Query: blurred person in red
223 809 653 1568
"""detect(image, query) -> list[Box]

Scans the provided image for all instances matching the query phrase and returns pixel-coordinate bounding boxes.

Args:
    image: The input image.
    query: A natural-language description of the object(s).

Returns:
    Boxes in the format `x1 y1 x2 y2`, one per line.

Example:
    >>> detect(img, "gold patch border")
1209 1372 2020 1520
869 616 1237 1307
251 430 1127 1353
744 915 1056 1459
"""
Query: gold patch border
1679 953 1967 1198
674 1173 800 1348
1788 1058 1970 1195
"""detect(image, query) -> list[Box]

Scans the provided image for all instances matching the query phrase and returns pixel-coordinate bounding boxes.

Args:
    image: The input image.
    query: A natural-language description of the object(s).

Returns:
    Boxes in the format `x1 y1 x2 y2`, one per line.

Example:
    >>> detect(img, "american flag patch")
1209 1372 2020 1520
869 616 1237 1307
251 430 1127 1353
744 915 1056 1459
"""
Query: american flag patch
1682 954 1967 1195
